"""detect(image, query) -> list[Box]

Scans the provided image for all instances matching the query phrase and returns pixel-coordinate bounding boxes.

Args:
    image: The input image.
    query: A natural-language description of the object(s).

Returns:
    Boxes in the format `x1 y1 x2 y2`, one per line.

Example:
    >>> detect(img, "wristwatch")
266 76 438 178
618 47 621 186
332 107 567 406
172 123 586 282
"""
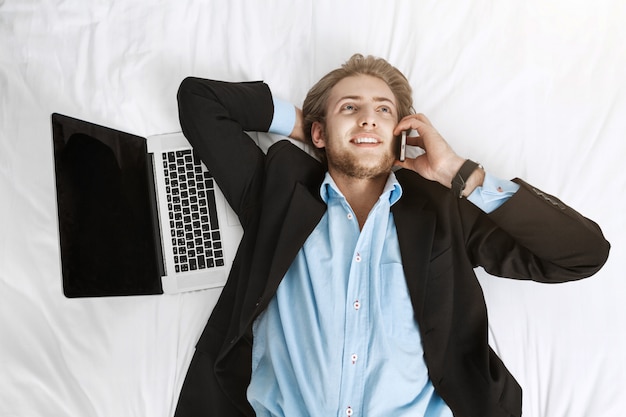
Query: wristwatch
451 159 481 198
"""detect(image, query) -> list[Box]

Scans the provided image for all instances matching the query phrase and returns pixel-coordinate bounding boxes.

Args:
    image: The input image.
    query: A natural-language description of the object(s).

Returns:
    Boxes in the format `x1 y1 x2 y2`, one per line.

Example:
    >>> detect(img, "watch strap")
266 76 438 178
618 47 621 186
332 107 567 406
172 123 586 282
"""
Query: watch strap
451 159 480 198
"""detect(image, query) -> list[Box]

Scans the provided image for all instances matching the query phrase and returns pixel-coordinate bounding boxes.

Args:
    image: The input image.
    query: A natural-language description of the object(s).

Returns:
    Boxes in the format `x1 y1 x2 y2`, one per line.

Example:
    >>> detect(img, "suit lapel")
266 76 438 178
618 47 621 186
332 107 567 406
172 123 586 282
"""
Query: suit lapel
392 176 437 319
261 182 326 307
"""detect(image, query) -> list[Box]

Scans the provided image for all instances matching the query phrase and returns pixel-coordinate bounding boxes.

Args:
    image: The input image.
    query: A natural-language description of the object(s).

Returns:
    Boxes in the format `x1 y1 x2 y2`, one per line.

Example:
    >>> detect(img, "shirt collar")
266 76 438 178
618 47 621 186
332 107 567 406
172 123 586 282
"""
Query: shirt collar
319 171 403 206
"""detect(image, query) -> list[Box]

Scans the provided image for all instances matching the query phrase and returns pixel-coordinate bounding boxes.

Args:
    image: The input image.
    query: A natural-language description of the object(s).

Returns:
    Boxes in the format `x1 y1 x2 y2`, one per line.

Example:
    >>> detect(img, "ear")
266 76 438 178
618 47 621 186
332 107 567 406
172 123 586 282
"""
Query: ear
311 121 326 149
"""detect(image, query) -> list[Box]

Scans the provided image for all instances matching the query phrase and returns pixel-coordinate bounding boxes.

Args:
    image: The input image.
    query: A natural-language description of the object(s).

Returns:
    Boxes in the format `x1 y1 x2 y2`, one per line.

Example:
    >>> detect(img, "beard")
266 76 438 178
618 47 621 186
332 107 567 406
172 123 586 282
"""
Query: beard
325 140 396 180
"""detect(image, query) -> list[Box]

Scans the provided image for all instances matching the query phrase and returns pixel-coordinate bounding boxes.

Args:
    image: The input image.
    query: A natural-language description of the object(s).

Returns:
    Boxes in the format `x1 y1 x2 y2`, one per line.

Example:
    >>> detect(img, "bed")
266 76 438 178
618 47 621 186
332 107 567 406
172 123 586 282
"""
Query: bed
1 1 624 416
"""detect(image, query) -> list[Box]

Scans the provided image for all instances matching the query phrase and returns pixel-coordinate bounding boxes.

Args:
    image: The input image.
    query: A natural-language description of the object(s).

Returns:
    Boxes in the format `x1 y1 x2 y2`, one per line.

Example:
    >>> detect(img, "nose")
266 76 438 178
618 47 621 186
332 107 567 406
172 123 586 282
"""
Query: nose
358 107 377 128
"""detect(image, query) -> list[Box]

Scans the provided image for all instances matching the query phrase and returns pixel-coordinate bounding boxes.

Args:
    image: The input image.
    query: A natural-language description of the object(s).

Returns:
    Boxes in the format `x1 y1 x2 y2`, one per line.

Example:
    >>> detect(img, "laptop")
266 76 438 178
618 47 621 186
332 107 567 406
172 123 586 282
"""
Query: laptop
51 113 243 297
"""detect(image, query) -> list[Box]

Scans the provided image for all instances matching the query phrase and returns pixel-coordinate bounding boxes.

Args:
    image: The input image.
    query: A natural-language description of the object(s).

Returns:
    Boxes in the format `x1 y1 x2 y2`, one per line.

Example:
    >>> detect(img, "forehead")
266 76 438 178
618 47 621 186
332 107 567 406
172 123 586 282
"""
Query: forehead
328 74 396 106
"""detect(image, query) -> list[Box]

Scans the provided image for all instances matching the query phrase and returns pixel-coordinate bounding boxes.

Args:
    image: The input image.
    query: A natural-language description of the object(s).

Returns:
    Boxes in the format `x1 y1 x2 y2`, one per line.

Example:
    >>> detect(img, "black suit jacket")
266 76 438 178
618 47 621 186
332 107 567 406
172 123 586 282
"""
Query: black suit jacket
174 77 610 417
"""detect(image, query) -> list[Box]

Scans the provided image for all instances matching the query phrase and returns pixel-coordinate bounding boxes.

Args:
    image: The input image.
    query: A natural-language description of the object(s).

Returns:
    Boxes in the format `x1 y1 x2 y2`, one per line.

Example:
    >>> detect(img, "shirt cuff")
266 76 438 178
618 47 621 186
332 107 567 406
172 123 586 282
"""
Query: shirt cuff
268 97 296 137
466 172 520 213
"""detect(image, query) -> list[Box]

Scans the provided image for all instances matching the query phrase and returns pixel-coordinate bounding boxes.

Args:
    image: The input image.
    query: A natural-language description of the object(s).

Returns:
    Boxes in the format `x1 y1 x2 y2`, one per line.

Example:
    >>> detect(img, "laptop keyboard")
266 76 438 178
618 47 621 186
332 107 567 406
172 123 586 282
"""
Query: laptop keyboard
162 149 224 273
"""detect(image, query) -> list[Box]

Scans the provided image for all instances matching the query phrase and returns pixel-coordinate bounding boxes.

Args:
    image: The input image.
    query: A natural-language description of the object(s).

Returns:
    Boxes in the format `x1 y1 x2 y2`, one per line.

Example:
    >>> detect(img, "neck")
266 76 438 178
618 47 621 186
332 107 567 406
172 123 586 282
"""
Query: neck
328 169 389 229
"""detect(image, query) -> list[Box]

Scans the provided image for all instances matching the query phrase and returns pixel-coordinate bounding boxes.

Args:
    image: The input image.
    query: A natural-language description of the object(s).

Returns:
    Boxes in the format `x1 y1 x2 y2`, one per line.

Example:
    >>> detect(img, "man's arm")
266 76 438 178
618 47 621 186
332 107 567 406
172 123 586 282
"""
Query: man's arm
456 177 609 282
177 78 275 226
392 113 609 280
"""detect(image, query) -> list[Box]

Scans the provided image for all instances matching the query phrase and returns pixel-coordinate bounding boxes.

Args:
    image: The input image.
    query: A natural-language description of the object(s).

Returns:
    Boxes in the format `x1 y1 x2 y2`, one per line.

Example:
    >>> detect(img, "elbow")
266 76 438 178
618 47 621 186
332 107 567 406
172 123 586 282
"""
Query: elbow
584 237 611 277
561 237 611 281
177 76 201 109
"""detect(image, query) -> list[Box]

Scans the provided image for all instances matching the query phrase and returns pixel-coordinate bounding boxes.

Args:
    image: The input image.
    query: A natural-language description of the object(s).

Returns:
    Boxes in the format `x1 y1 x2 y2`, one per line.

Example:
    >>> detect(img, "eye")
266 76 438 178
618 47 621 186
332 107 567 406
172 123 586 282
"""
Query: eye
341 103 357 112
378 106 391 113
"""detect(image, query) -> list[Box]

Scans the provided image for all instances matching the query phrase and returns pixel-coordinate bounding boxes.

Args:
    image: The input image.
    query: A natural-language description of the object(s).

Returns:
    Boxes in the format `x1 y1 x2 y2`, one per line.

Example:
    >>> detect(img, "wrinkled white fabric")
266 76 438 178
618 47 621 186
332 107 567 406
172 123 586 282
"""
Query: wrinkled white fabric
0 1 624 416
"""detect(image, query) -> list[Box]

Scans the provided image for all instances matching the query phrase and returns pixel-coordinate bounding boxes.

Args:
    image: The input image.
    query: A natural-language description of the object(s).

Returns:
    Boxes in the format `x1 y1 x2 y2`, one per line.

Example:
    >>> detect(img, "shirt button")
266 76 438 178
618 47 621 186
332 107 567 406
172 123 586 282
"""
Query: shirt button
347 212 353 220
346 406 353 416
355 254 361 262
351 353 358 364
353 300 360 310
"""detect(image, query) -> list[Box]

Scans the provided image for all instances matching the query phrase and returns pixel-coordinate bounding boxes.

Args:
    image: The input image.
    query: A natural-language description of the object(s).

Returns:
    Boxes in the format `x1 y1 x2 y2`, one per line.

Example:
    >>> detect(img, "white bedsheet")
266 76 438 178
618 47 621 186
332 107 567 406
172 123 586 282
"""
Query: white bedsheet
1 1 624 416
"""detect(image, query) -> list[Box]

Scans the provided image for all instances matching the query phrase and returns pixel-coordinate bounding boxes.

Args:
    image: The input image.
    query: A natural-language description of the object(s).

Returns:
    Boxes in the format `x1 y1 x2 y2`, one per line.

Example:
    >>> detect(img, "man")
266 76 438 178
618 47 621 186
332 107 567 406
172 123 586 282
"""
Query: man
174 54 609 417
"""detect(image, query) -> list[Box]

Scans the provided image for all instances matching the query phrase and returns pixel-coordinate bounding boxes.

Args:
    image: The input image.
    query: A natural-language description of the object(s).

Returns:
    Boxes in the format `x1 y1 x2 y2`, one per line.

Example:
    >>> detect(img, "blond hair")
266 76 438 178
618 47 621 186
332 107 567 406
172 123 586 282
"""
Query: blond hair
302 54 414 163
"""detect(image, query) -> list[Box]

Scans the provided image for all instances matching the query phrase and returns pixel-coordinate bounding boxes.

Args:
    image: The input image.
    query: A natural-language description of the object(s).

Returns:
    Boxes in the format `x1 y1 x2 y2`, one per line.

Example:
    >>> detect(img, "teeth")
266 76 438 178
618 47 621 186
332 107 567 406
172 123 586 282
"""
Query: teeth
354 137 378 144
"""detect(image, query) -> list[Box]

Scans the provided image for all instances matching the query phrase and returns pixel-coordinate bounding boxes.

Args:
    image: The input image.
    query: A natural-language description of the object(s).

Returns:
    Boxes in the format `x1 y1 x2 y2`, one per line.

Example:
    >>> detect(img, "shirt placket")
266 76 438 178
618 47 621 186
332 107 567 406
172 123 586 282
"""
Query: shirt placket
337 202 373 417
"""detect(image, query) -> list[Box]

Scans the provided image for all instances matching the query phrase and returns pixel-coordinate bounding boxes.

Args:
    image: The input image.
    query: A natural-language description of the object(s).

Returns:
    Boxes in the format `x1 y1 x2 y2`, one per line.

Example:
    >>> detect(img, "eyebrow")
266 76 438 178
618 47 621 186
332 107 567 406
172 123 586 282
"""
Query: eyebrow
335 95 397 107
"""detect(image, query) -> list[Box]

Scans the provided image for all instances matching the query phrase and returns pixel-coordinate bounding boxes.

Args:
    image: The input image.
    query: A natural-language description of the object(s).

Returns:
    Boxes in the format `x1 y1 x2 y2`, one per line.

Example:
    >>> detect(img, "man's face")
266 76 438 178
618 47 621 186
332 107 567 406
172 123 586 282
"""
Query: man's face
312 74 399 180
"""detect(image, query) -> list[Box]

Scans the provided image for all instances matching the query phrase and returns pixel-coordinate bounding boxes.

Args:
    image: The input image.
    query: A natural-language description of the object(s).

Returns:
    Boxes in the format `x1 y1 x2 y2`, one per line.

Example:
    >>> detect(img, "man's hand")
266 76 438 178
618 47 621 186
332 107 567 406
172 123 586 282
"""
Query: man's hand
289 107 305 142
393 114 484 196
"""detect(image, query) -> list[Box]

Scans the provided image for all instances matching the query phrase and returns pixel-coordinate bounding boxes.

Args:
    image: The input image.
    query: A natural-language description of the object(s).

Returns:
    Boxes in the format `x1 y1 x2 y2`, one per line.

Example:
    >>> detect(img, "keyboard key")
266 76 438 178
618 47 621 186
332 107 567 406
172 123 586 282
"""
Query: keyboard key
164 149 226 273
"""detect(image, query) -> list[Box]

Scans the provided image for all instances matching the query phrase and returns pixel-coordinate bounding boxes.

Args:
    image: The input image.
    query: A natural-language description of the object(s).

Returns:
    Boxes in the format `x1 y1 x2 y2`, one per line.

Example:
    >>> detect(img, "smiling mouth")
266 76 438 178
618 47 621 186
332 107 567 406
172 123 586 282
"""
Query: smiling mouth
352 137 379 144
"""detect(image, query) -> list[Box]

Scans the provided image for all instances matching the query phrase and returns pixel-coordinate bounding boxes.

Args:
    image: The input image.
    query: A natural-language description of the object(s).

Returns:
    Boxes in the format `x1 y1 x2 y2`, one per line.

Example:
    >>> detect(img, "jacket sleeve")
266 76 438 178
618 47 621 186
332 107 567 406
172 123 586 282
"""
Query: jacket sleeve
463 178 610 282
177 77 274 228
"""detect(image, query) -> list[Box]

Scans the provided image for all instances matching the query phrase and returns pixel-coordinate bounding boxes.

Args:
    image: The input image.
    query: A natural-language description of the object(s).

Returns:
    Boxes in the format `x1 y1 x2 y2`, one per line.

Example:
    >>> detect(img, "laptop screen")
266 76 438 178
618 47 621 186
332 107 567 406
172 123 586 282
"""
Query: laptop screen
52 114 163 297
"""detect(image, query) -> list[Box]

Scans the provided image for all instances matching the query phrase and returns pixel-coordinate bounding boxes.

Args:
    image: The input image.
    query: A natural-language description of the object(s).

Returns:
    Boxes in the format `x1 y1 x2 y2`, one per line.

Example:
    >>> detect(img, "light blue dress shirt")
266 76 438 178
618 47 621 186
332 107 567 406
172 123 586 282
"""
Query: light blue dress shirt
248 173 453 417
247 97 520 416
